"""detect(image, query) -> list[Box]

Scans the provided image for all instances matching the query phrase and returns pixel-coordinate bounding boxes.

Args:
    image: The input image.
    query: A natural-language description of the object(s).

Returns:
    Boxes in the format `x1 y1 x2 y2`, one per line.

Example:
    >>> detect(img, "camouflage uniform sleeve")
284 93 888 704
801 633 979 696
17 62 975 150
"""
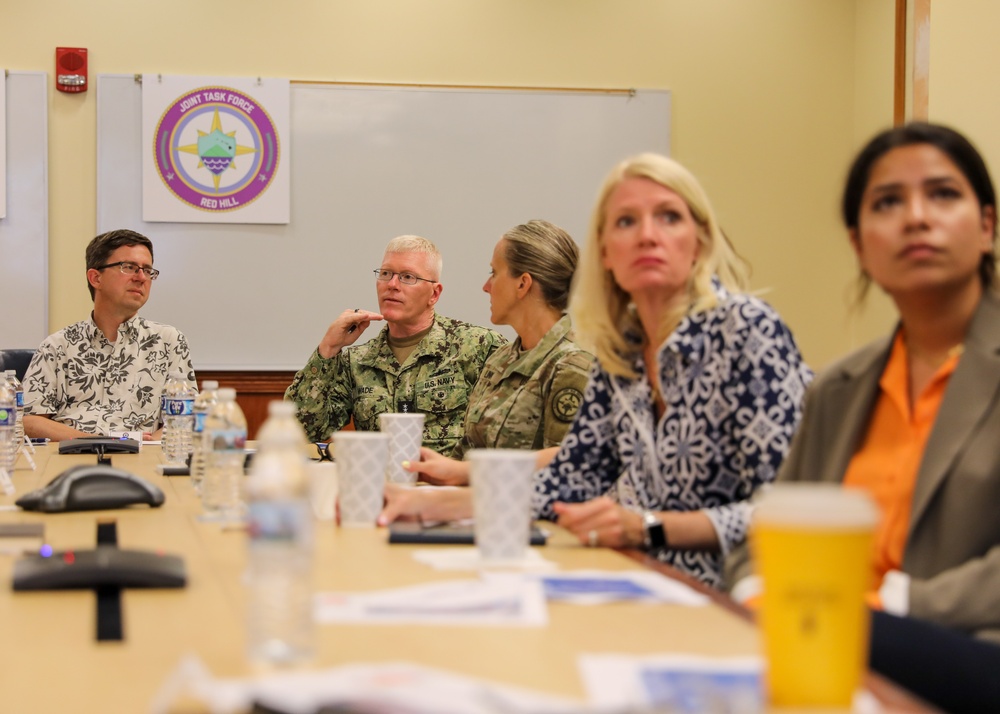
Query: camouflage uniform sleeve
456 328 503 389
541 351 594 448
475 329 507 377
427 327 503 459
284 349 354 442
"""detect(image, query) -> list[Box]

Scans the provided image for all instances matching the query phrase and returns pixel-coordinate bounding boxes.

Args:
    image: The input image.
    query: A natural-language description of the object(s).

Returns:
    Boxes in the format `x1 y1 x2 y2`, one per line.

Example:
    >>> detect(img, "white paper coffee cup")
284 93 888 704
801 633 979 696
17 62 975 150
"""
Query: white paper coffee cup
333 432 388 527
468 449 537 564
379 413 425 485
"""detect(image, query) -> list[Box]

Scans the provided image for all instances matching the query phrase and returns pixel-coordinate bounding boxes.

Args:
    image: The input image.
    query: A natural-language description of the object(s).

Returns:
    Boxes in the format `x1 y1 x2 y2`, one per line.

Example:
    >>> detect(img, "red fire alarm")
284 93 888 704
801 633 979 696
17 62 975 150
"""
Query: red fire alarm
56 47 88 93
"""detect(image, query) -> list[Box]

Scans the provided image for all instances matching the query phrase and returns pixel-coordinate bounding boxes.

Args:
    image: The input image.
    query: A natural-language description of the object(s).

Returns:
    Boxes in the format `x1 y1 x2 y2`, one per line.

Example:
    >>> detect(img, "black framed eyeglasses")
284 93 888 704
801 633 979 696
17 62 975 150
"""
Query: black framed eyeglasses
373 269 436 286
96 261 160 280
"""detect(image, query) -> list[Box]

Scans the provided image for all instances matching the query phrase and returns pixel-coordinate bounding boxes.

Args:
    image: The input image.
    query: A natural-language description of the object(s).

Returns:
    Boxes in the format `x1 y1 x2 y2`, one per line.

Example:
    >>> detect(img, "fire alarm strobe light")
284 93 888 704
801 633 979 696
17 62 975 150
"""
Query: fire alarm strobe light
56 47 88 93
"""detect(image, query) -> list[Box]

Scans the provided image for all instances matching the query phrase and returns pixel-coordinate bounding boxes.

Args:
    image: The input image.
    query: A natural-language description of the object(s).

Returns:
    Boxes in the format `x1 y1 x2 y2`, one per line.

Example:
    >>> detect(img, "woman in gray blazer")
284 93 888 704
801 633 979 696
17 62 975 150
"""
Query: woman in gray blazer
728 122 1000 711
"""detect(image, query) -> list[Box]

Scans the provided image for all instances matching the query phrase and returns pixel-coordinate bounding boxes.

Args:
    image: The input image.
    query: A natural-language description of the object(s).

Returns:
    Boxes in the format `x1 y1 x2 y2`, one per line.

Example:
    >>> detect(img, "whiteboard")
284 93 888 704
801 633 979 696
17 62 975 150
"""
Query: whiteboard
0 71 48 349
97 75 670 370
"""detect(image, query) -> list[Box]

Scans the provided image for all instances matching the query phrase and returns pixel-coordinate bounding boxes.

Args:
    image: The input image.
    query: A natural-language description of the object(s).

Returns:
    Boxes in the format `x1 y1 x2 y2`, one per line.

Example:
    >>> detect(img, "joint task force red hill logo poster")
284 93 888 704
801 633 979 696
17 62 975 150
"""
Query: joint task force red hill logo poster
142 75 289 224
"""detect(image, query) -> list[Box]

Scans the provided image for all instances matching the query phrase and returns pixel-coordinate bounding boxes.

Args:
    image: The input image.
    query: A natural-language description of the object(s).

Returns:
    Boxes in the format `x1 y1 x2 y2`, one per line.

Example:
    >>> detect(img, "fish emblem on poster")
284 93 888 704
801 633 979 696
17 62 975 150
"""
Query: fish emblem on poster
142 74 290 223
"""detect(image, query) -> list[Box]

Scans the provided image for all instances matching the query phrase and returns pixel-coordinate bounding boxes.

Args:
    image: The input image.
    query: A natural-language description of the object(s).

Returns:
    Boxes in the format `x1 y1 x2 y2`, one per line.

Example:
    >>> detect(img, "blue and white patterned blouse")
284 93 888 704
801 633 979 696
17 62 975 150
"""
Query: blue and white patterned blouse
533 286 812 587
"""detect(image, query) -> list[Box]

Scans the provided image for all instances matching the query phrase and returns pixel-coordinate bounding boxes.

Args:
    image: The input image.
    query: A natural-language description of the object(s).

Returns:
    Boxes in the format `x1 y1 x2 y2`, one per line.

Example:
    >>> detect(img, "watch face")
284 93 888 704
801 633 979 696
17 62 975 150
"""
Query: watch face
643 512 667 549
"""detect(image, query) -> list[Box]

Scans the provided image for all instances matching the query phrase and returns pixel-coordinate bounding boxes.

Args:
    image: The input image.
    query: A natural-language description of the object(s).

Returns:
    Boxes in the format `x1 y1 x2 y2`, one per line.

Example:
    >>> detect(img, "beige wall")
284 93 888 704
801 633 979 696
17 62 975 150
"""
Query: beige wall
851 0 901 341
4 0 900 369
930 1 1000 169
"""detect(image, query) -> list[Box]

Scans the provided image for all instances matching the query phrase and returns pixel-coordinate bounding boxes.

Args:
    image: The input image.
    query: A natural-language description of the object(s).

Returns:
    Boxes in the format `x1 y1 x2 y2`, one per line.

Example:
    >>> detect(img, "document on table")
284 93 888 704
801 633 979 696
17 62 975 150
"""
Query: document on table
578 653 765 713
153 657 584 714
314 576 548 627
534 570 709 606
411 546 558 571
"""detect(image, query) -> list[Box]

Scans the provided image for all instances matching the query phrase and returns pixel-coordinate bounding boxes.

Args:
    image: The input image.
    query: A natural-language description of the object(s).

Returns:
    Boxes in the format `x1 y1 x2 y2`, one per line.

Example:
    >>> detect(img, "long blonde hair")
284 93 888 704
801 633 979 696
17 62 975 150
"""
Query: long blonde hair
569 153 749 378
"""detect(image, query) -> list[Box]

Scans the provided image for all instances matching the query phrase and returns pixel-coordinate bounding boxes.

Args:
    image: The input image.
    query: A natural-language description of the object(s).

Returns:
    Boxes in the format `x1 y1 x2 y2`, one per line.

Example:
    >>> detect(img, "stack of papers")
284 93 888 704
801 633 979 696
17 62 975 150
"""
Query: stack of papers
314 577 548 627
313 568 708 628
411 547 557 571
153 656 584 714
537 570 709 606
579 654 765 713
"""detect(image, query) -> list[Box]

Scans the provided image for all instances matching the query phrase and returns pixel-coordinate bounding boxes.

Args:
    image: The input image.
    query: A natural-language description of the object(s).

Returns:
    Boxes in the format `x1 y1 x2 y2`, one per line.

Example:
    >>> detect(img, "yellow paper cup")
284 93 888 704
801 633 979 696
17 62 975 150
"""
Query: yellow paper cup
751 484 877 707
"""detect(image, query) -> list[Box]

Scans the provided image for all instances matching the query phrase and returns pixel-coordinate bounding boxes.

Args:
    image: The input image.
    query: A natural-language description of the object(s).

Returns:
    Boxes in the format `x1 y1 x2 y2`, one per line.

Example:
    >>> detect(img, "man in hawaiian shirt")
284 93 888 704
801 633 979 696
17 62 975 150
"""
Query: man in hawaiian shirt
23 229 195 441
285 234 505 456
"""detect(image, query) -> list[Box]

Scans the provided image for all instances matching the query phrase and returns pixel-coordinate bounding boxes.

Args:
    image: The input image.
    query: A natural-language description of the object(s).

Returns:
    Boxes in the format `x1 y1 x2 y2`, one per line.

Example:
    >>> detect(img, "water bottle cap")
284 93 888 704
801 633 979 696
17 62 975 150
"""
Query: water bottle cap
201 380 219 390
217 387 237 401
267 401 297 417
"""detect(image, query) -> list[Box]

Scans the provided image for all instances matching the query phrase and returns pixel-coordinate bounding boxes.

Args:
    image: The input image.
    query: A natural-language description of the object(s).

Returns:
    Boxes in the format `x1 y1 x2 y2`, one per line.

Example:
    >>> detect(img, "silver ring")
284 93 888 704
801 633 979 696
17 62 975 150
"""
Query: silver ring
588 529 598 547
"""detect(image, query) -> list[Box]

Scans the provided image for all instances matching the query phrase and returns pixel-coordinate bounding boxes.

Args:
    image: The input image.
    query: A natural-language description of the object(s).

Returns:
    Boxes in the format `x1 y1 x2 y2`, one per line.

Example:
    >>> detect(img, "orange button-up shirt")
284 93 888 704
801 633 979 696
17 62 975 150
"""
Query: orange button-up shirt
843 331 961 589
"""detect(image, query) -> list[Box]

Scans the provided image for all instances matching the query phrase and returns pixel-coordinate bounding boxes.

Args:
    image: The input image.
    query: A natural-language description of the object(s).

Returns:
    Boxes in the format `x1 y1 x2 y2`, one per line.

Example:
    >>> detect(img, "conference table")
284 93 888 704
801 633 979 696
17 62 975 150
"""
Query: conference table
0 444 932 713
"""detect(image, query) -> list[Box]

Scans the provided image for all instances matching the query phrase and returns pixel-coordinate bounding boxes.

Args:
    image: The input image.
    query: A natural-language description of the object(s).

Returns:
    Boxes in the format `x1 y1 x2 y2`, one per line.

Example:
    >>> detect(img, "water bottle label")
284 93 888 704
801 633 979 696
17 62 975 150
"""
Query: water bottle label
0 408 13 427
164 398 195 416
248 500 312 544
194 412 207 433
210 428 246 452
15 392 23 409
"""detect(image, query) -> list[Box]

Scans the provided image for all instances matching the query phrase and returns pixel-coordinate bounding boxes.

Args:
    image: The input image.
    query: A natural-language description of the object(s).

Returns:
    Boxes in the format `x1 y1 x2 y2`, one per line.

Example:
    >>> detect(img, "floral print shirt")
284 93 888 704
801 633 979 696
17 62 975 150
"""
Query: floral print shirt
23 315 195 434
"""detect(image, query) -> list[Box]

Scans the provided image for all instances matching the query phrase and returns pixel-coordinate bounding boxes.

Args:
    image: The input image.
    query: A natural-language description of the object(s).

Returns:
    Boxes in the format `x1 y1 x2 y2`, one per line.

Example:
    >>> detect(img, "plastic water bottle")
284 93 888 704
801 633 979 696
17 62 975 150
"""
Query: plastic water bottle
201 388 247 523
0 375 16 478
163 372 196 465
190 380 220 492
246 400 314 665
4 370 24 451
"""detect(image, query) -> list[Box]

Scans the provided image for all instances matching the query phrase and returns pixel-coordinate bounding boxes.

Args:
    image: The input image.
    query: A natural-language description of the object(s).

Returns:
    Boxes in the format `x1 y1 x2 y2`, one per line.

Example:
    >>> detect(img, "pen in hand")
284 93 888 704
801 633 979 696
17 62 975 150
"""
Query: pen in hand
348 307 361 333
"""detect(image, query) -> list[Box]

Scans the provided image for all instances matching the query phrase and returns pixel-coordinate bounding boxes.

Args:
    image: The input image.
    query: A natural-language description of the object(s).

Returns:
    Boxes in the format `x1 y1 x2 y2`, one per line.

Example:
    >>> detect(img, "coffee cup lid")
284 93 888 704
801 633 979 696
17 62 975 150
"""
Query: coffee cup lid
754 483 878 529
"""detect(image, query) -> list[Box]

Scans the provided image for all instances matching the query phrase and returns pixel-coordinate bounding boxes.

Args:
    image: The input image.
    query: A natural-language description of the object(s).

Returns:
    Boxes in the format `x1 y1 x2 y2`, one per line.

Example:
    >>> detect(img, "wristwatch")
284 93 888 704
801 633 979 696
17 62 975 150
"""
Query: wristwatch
642 511 667 549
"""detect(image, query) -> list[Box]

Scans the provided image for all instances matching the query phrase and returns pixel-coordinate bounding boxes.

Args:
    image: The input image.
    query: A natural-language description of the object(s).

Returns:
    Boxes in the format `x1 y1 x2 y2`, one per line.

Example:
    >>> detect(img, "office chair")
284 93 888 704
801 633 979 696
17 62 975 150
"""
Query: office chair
0 350 36 383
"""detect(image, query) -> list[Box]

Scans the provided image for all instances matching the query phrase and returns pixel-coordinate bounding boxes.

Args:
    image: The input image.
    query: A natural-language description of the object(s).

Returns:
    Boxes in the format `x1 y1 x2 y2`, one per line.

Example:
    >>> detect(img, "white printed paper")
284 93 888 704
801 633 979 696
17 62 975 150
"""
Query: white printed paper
314 576 548 627
535 570 709 606
411 546 558 572
152 656 584 714
579 653 765 713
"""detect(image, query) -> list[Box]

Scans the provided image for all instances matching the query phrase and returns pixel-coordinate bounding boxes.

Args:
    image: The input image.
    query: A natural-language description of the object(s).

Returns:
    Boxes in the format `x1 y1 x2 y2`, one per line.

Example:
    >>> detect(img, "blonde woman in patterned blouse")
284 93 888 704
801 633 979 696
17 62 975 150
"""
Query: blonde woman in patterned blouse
383 155 812 586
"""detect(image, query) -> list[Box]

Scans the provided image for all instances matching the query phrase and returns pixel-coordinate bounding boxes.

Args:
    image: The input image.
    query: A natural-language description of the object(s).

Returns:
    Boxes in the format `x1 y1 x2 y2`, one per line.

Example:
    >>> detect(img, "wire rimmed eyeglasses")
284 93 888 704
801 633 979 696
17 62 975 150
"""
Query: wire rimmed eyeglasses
96 261 160 280
373 269 437 286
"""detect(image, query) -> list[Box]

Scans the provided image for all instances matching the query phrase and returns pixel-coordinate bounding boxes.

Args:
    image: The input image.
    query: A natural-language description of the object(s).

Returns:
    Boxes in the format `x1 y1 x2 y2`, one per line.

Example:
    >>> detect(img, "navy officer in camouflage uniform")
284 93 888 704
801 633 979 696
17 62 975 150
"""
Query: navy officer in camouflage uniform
285 235 505 455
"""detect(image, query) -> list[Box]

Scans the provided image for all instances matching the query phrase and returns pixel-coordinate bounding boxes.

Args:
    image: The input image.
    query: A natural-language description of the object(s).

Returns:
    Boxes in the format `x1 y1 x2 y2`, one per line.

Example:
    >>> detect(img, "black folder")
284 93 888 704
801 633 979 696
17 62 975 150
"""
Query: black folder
388 521 548 546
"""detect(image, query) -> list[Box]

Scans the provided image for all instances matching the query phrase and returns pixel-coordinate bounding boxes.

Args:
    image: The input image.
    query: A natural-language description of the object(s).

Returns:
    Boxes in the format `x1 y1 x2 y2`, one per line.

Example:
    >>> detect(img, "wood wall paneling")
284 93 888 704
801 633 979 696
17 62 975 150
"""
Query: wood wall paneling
197 371 295 439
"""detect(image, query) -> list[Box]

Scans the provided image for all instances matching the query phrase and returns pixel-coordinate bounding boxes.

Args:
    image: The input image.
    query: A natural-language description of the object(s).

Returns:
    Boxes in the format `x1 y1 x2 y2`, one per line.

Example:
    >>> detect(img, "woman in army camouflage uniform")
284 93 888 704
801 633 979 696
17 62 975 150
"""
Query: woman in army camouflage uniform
400 220 594 486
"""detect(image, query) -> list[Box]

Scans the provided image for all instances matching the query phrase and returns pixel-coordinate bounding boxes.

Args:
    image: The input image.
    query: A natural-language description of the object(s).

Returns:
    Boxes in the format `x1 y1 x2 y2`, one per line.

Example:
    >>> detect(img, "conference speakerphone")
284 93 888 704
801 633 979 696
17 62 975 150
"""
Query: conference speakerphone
58 436 140 455
13 546 186 590
11 521 186 641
